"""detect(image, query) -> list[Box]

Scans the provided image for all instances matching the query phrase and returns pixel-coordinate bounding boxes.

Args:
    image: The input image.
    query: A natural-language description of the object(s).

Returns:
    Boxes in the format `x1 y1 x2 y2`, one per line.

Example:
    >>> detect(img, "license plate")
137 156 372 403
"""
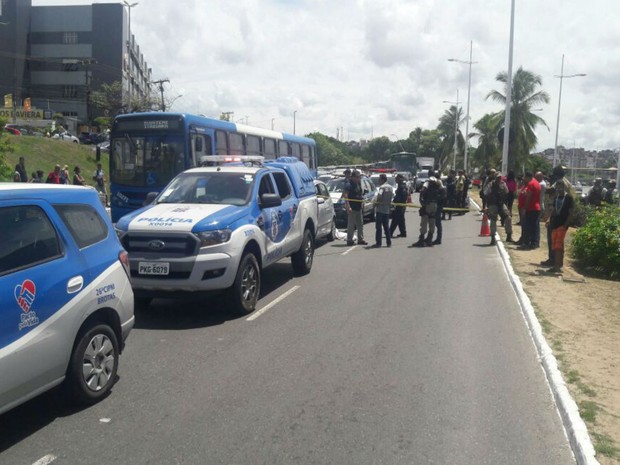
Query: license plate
138 261 169 275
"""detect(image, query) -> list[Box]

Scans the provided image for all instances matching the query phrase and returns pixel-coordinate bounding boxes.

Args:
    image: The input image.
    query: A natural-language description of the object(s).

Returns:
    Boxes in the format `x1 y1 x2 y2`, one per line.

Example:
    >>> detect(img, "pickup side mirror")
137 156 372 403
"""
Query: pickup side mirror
143 191 159 206
317 196 326 205
260 193 282 208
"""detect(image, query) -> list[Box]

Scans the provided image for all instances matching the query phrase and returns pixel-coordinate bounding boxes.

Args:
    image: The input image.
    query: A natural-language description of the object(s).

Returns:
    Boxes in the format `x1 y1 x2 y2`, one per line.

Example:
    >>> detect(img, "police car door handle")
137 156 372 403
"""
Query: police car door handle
277 210 283 220
67 276 84 294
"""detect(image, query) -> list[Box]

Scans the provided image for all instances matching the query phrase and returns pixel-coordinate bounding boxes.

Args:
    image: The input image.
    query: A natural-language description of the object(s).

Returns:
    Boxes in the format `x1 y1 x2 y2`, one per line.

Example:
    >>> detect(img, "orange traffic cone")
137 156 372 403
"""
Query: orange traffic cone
479 212 491 236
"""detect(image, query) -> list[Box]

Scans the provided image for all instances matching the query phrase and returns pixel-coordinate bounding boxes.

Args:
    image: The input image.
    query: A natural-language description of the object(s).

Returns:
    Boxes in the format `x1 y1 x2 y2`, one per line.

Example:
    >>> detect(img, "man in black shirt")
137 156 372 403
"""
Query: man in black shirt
343 170 367 246
546 181 574 273
15 157 27 182
389 173 408 238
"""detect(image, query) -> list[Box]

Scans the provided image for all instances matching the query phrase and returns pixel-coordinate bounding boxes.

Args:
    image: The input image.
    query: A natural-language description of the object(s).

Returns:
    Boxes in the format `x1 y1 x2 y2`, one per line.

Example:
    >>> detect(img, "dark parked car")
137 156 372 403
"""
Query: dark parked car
327 176 377 227
79 132 106 144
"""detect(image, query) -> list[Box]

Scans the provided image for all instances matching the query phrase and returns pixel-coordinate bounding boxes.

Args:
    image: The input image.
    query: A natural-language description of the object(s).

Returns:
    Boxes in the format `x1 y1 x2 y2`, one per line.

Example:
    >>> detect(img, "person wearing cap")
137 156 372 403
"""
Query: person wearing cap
370 173 393 248
343 170 367 246
432 170 447 245
412 174 442 247
545 180 574 273
587 178 607 207
389 173 408 238
484 170 514 246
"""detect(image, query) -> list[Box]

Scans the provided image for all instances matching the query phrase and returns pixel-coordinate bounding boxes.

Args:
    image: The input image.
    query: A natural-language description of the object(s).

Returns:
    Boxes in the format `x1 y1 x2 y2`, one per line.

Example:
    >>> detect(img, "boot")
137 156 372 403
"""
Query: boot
425 233 434 247
506 234 514 243
412 235 426 247
432 238 442 245
490 237 496 246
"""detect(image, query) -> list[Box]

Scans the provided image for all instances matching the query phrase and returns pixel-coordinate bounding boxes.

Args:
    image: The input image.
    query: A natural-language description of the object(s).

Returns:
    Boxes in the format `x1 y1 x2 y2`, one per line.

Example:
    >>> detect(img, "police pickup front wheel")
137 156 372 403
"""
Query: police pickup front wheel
67 323 119 404
229 253 261 316
292 229 314 276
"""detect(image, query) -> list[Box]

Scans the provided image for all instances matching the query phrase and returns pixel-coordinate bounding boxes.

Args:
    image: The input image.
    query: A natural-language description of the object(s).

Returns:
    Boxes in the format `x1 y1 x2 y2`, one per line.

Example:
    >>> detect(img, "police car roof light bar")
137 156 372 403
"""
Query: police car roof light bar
200 155 265 167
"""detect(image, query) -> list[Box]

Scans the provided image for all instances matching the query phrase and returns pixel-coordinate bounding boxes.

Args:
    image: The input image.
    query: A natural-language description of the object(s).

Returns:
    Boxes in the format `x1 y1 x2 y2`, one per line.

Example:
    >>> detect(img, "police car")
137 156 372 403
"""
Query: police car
0 184 134 415
115 156 318 315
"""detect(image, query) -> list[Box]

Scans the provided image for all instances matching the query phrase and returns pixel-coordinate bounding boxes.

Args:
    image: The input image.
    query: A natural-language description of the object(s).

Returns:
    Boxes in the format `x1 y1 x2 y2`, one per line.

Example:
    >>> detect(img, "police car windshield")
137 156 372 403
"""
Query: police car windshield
326 178 346 193
156 172 254 206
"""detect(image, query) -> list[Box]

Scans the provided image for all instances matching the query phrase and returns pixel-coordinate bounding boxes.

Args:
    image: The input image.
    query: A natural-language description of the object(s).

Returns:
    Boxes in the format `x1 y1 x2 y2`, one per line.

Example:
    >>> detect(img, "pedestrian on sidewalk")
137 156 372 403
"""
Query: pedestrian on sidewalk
520 172 541 250
546 181 574 273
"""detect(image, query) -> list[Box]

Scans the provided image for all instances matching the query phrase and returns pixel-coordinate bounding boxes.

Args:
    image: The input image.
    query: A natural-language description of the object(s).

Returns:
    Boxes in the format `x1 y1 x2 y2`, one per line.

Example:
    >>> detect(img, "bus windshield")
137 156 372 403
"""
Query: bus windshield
156 172 254 206
110 134 185 188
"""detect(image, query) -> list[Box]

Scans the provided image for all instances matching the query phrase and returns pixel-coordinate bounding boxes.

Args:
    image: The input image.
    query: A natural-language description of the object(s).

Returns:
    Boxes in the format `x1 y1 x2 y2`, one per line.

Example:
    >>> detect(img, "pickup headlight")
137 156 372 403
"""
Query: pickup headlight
114 226 127 240
195 229 232 247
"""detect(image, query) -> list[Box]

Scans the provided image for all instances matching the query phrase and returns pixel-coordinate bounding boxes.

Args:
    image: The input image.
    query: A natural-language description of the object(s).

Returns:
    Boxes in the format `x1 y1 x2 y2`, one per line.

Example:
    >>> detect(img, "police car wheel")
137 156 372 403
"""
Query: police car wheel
292 229 314 276
229 253 261 316
68 323 119 404
326 217 336 242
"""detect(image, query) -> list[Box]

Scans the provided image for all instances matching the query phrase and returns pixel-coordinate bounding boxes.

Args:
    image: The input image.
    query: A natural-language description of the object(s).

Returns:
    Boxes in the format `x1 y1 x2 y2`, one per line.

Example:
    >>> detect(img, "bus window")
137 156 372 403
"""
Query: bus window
246 135 261 155
291 143 301 159
310 147 316 169
216 130 228 155
229 132 244 155
263 138 277 160
278 140 289 156
301 145 311 167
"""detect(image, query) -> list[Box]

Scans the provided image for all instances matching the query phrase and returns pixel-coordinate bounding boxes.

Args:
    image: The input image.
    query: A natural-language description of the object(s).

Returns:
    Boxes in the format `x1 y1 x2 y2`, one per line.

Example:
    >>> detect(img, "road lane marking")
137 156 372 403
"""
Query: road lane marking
341 245 356 255
32 455 56 465
246 285 300 321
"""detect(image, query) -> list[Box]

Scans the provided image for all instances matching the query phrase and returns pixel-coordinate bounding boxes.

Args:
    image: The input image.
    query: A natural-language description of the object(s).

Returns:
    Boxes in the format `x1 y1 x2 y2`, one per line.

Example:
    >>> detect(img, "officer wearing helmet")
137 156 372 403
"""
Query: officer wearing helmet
412 173 443 247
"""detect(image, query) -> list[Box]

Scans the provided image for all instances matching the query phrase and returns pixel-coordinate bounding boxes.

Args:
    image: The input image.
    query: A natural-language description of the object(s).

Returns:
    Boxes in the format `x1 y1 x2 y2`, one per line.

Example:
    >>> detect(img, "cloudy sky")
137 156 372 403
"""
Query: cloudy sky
33 0 620 152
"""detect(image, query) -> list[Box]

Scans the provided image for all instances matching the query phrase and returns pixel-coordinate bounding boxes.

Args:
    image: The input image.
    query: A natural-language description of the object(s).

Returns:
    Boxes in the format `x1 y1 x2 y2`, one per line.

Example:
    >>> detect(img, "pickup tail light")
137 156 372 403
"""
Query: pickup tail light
119 250 131 280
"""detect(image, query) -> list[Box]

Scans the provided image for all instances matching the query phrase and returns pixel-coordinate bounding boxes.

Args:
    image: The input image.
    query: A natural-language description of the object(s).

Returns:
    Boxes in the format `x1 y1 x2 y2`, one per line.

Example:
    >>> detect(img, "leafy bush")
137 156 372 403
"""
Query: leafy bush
571 205 620 278
570 199 592 227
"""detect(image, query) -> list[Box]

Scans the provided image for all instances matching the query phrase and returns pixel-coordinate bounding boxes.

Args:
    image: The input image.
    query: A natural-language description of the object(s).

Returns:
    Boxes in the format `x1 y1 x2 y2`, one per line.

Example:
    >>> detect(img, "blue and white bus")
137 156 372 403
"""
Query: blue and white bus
109 112 318 222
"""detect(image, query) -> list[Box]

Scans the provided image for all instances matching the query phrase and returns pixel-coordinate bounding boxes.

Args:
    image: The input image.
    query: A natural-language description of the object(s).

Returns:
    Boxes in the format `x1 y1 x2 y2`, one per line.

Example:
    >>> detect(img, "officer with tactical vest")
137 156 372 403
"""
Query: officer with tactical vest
412 175 442 247
483 170 514 245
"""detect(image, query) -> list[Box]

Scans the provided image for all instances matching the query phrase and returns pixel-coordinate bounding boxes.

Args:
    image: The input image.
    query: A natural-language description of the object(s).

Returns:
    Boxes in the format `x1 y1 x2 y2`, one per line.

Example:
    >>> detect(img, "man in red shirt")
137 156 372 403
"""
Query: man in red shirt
520 171 541 250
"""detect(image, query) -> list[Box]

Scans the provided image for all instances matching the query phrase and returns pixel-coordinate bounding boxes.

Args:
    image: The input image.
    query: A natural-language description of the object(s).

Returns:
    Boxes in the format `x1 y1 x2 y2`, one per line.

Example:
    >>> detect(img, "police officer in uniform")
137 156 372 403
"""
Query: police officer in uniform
433 170 447 245
344 170 367 246
389 173 408 238
484 170 513 245
412 175 441 247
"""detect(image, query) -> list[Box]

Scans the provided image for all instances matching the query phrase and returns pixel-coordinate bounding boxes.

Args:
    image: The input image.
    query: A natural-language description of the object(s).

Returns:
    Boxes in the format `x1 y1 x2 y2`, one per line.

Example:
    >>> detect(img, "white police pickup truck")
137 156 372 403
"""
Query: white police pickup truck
115 156 318 315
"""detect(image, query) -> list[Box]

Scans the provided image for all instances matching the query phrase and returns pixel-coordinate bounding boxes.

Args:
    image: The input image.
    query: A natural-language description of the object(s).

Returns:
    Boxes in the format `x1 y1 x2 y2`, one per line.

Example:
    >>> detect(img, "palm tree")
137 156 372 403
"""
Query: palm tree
486 66 550 171
470 113 501 170
437 105 465 170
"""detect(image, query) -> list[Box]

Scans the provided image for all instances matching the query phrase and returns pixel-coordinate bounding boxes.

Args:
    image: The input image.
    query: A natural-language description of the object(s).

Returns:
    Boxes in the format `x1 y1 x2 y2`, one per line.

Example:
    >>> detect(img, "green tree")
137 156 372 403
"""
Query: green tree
0 118 15 181
486 66 550 171
363 136 392 163
437 105 465 170
306 132 353 166
91 81 157 116
470 113 501 170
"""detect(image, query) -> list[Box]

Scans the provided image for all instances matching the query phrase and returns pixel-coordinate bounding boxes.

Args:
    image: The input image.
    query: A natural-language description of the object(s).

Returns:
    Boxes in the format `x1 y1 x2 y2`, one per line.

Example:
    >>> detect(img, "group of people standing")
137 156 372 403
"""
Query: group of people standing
341 168 470 249
13 157 108 206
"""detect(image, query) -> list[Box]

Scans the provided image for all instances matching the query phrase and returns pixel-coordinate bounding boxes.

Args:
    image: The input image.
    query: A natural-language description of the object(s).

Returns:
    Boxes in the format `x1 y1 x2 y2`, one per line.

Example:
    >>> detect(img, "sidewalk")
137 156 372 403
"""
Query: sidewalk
472 190 620 464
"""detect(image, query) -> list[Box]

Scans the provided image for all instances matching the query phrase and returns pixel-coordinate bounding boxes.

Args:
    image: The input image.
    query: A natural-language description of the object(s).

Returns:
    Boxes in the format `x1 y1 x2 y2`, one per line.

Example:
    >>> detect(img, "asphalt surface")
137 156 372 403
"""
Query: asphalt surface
0 201 576 465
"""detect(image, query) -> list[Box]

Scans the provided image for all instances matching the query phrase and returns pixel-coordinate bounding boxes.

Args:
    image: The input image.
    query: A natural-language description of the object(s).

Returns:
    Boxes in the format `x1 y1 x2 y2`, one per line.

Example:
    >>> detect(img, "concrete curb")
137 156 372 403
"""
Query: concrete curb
470 196 600 465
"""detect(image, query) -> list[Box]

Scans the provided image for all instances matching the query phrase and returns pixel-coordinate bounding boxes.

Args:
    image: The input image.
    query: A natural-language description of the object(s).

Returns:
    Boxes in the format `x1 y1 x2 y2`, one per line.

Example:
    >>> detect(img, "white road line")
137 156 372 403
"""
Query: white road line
341 245 357 255
246 285 300 321
32 455 56 465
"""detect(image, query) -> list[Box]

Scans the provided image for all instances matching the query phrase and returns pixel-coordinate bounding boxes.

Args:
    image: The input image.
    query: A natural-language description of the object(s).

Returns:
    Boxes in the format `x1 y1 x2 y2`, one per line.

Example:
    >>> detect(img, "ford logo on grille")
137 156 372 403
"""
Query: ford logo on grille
147 240 165 250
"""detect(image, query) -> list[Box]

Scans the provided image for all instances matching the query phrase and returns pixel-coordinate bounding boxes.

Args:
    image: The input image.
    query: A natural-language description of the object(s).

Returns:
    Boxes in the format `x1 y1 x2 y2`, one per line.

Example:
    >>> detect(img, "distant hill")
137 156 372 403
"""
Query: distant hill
2 135 109 186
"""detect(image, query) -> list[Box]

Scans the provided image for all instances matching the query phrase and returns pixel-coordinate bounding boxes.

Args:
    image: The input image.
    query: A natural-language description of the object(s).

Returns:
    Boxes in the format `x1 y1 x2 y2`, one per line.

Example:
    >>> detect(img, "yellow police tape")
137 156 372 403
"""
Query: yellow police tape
324 196 470 212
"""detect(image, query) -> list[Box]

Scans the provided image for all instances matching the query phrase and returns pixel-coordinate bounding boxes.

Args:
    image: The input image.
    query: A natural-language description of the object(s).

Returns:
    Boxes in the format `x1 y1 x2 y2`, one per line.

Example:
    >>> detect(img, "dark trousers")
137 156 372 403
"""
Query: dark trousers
525 210 541 247
546 223 554 261
375 212 391 246
389 206 406 236
435 205 443 241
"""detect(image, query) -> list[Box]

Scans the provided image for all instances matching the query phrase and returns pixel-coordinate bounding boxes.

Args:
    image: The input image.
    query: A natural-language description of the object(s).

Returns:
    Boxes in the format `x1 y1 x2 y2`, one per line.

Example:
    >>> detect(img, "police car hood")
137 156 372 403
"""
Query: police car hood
126 203 244 232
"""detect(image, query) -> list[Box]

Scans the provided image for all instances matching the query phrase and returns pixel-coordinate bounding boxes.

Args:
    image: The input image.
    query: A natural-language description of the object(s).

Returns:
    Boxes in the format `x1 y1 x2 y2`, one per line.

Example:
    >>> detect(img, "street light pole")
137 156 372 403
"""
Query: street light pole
448 40 477 173
123 1 138 112
501 0 515 175
293 110 297 135
552 54 586 167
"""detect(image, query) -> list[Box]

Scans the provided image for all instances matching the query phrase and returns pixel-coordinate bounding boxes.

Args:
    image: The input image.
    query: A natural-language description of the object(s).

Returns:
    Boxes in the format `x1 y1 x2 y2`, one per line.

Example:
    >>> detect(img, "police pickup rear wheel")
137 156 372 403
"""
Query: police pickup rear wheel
229 253 261 316
67 323 119 404
292 229 314 276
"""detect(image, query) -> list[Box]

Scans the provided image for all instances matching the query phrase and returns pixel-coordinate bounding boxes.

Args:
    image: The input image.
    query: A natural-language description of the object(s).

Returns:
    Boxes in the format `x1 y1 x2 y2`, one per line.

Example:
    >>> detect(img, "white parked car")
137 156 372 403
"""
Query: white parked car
314 180 336 241
52 132 80 143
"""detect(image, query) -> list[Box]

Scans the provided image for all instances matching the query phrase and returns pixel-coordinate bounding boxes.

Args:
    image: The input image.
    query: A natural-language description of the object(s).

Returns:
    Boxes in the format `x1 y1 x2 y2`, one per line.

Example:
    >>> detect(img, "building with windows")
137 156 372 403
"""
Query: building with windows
0 0 153 128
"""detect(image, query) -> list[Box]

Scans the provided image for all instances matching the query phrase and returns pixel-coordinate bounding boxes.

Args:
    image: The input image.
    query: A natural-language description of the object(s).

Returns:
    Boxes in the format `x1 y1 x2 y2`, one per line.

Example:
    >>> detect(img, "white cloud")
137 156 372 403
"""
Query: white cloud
32 0 620 152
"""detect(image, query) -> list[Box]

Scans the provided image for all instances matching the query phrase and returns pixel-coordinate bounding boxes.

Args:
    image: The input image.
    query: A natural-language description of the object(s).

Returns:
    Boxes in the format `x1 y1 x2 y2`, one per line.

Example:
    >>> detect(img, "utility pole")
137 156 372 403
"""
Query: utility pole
151 78 169 111
221 111 234 122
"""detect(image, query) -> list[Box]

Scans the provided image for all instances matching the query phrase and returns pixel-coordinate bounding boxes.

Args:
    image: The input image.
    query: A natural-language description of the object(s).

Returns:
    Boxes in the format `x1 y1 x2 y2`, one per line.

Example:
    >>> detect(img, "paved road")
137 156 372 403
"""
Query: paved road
0 205 575 465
